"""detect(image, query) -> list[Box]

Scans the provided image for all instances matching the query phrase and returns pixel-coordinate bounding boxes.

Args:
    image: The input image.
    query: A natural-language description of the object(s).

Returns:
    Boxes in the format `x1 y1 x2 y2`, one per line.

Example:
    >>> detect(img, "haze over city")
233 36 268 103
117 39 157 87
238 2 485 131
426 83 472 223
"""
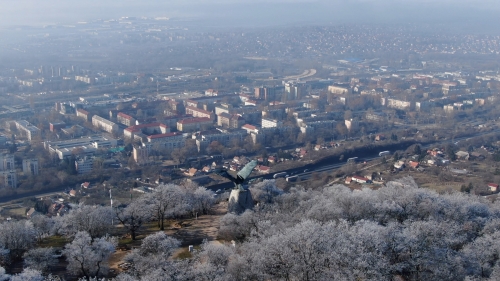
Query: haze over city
1 0 499 29
2 0 500 280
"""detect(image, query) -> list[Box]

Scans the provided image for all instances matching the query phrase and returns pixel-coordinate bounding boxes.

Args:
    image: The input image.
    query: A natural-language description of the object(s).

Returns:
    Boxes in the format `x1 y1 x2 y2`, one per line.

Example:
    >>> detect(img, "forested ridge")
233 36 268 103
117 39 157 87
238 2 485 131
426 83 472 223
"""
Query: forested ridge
2 178 500 280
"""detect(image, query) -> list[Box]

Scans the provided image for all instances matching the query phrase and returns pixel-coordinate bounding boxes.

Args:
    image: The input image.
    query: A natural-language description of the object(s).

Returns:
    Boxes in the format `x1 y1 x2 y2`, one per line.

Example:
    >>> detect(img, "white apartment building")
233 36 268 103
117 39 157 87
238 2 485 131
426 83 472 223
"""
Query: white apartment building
92 115 118 134
22 159 39 176
0 154 15 171
0 171 17 188
133 146 149 165
75 158 93 174
328 85 350 95
345 119 359 132
117 112 136 126
261 118 282 128
15 120 41 141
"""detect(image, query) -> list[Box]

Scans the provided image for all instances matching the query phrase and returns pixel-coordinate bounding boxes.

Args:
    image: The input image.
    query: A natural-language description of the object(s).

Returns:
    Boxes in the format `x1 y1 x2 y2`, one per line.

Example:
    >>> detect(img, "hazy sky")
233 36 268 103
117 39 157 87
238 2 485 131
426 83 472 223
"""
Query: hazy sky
0 0 498 29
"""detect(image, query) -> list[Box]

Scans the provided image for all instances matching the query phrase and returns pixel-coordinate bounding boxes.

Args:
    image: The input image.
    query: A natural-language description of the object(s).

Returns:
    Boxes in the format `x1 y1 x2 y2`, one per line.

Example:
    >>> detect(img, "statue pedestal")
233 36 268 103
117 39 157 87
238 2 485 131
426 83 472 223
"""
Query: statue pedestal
228 189 254 214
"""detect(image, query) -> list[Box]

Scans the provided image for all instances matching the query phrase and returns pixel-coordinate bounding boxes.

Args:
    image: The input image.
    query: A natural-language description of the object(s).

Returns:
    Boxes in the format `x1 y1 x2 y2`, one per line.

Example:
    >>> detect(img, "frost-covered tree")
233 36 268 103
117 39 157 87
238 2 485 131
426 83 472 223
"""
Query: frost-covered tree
124 232 180 276
63 231 116 279
30 215 55 242
23 247 57 273
55 176 500 280
59 204 114 239
114 199 150 240
0 246 9 266
142 184 190 230
0 220 37 259
250 179 283 204
9 268 44 281
192 187 216 215
0 266 9 281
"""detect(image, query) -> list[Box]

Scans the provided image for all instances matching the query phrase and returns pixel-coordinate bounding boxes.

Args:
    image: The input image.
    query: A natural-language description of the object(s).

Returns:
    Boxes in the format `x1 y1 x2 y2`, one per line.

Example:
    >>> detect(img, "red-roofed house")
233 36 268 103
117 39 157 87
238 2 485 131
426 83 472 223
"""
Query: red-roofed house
268 156 276 163
299 149 308 158
256 165 270 174
409 161 420 169
184 168 198 177
241 124 259 134
81 182 90 189
488 183 499 192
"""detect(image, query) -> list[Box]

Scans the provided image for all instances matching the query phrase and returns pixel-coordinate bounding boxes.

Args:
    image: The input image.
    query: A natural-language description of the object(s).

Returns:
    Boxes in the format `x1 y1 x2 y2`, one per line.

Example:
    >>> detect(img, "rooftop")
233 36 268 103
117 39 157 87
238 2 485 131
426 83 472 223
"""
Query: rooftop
178 117 212 125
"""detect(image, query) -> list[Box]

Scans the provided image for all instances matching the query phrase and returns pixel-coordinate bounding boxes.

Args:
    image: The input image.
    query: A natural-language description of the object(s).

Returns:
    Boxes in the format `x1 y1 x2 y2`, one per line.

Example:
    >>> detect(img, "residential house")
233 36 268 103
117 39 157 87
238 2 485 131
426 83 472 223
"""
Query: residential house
394 160 405 170
26 208 38 218
299 149 307 158
352 175 371 184
470 152 485 160
455 151 470 160
256 165 270 174
408 161 420 169
488 183 499 192
185 168 198 177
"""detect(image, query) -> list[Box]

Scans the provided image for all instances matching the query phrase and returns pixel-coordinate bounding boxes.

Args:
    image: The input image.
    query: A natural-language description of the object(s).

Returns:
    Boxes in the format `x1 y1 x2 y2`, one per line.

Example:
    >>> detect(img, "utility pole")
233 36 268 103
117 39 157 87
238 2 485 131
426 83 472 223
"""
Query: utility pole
110 189 113 225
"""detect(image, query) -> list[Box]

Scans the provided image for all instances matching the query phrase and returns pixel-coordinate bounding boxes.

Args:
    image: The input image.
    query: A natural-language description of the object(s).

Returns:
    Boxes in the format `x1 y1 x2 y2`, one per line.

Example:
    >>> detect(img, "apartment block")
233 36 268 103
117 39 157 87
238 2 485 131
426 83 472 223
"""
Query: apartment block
92 115 118 134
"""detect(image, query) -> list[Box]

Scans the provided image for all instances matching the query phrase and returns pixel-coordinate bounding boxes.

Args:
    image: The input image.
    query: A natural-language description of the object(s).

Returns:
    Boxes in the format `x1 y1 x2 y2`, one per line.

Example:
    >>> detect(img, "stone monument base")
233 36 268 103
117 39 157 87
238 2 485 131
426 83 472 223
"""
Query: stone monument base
228 189 254 214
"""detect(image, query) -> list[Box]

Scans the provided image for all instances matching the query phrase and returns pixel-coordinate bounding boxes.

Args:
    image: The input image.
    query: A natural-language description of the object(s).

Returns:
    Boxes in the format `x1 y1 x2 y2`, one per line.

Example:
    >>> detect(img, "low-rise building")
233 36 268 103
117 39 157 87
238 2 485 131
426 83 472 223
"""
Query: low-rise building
75 157 93 174
15 120 40 141
124 123 170 140
262 118 282 128
218 113 245 129
117 112 136 126
351 175 371 184
76 108 92 122
133 146 149 165
195 129 247 152
177 117 213 132
328 85 351 95
50 122 66 132
185 106 215 120
92 115 118 134
44 136 116 159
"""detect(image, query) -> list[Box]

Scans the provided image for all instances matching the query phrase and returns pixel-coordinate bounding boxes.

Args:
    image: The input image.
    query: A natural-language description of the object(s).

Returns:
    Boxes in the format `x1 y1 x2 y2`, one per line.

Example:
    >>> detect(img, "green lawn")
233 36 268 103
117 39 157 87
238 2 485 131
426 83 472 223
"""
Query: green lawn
38 235 68 248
